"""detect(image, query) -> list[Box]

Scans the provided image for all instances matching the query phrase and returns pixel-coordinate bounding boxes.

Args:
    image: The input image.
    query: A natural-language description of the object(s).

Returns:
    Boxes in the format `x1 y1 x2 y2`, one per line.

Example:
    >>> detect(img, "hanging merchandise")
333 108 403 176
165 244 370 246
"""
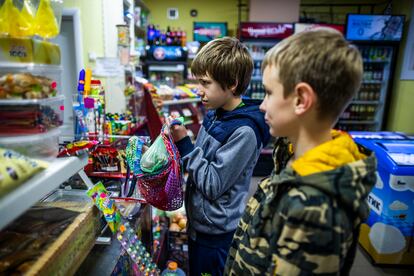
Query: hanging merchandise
87 182 159 275
117 222 159 275
125 121 184 211
0 0 35 37
34 0 63 39
19 0 36 37
87 182 122 233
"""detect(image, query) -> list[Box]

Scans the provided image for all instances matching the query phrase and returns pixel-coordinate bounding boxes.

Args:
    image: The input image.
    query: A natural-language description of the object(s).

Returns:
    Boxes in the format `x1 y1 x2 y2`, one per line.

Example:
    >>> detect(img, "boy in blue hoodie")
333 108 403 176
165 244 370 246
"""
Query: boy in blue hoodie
169 37 270 276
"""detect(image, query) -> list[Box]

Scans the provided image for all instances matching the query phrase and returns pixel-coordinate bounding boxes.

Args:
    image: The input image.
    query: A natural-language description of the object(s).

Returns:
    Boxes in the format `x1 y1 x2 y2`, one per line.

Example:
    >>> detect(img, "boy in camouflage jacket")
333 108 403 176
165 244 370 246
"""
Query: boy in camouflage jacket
224 29 377 275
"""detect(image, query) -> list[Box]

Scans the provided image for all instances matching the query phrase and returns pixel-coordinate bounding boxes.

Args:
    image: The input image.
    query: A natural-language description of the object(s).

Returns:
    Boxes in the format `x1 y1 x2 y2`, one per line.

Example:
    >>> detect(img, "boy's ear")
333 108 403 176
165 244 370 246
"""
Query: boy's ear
293 82 316 115
229 81 238 95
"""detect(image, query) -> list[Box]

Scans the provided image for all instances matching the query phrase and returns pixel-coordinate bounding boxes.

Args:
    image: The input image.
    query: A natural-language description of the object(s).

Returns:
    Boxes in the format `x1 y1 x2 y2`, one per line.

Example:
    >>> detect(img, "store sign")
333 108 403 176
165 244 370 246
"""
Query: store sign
240 22 293 39
147 46 187 61
294 23 344 34
193 22 227 42
346 14 404 41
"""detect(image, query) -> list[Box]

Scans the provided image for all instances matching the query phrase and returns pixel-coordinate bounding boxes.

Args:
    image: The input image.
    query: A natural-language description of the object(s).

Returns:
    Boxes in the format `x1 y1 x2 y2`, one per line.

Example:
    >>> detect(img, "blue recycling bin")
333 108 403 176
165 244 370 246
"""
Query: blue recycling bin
351 132 414 265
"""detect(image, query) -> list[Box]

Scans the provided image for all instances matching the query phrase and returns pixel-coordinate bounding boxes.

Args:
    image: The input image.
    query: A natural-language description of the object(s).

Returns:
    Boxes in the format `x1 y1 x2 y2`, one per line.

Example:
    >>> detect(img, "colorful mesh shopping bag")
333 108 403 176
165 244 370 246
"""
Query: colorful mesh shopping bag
126 127 184 211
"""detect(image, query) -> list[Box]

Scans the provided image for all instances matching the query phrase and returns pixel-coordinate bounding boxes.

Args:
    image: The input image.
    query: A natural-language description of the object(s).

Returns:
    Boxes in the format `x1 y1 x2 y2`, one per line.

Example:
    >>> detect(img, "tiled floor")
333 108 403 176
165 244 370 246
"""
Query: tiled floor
249 177 414 276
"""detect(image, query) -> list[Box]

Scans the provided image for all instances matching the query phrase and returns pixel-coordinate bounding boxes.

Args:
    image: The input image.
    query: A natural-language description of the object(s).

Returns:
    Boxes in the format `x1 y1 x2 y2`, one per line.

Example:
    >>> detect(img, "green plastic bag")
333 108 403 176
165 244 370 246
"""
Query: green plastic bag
140 135 169 173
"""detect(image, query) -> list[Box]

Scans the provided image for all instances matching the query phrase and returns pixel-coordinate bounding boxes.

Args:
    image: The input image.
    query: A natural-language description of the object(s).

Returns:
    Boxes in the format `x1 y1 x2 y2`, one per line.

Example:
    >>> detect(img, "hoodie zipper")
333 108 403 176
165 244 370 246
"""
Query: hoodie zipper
207 114 217 132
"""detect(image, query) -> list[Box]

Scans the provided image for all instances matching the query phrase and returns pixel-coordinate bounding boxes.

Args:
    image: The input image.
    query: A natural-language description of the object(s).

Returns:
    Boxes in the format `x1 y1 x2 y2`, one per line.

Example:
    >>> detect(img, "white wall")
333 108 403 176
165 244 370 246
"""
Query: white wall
249 0 300 22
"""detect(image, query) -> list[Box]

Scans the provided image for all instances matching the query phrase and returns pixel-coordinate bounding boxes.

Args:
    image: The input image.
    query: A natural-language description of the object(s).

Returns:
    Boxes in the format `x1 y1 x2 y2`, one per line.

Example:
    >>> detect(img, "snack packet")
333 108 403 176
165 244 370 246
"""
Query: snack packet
0 148 48 198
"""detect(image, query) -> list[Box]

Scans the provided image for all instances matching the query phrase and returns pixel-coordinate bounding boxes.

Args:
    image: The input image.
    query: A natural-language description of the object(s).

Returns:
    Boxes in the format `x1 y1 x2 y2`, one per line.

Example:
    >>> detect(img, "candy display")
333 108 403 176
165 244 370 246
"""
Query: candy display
87 182 121 233
116 222 159 275
0 148 48 198
0 96 64 135
91 146 124 173
0 73 57 99
58 140 99 157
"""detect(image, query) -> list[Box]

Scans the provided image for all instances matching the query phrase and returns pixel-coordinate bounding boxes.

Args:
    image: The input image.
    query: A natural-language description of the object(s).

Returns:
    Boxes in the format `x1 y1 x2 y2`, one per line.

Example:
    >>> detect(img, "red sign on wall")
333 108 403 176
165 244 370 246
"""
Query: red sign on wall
240 22 294 39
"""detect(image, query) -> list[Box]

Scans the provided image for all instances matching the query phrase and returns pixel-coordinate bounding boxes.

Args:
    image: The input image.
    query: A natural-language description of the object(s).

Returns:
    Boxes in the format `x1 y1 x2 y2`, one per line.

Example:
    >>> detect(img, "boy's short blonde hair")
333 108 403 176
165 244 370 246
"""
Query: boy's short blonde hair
191 37 253 96
262 28 363 120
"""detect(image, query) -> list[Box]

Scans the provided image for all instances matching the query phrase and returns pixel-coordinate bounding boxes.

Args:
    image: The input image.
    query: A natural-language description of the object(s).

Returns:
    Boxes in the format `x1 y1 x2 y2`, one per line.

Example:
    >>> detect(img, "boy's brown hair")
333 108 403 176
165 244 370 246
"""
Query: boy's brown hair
191 37 253 96
262 28 363 120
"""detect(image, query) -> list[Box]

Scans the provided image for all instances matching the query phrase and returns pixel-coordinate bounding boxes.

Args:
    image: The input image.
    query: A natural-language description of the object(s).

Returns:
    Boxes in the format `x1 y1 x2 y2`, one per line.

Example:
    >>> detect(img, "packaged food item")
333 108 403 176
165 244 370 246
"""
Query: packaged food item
58 140 98 157
0 96 64 135
87 182 121 233
140 135 169 174
0 73 58 99
0 148 48 198
34 0 63 39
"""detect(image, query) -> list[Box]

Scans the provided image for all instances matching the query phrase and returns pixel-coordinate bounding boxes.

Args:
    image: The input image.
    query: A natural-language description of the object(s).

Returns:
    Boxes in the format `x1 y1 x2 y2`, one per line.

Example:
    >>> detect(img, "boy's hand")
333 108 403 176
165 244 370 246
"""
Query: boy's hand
164 115 188 142
170 124 188 142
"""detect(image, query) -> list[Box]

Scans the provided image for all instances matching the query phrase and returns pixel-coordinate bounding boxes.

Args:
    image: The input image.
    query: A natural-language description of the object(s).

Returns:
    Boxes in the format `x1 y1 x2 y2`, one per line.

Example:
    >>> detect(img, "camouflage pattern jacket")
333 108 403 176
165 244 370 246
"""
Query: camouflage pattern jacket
225 131 377 275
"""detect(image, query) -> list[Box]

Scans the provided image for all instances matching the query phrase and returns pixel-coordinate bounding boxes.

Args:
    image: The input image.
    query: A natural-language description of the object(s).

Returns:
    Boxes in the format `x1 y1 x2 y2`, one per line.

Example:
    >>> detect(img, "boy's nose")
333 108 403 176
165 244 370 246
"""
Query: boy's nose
259 101 266 113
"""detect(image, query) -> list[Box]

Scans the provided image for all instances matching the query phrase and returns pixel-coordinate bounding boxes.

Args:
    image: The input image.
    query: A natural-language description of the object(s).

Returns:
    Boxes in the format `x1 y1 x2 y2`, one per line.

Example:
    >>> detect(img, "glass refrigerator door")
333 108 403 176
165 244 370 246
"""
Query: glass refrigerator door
337 45 394 132
148 63 185 87
243 41 277 100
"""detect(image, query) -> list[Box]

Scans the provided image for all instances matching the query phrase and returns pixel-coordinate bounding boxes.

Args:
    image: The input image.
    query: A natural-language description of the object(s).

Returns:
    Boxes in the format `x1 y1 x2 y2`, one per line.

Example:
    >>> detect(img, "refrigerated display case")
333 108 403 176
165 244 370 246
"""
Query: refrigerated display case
143 46 188 87
338 14 405 132
351 133 414 265
239 22 294 100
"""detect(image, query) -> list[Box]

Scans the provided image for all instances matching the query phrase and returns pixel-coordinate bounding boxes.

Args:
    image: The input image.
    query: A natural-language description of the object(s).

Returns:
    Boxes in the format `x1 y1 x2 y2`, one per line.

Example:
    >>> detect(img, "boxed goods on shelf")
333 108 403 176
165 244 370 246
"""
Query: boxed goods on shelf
0 128 61 160
0 96 64 135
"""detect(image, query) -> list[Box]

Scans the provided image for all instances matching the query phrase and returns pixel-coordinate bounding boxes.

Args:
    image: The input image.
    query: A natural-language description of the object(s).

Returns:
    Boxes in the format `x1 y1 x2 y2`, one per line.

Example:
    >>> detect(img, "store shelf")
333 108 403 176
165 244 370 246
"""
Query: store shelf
338 120 378 125
251 76 262 81
135 25 146 37
351 100 381 104
363 80 383 84
362 59 390 64
163 98 201 106
123 0 132 8
0 155 88 230
135 0 150 12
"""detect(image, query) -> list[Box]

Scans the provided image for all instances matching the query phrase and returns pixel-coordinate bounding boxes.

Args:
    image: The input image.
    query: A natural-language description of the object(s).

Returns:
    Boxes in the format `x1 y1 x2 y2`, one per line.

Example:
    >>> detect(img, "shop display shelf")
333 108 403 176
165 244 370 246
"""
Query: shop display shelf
338 120 378 124
251 76 262 81
351 100 381 104
163 98 201 106
136 0 150 12
363 80 383 84
362 59 390 64
0 154 88 230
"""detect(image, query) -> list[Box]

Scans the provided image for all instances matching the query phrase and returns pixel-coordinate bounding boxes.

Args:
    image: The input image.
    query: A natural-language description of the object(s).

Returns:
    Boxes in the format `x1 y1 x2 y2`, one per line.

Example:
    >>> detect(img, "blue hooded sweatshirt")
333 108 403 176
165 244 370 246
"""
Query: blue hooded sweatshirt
176 99 270 238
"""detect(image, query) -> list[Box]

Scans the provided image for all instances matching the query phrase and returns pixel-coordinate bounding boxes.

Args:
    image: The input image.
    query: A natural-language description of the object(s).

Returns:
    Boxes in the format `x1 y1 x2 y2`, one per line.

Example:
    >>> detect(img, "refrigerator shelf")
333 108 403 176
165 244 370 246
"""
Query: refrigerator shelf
351 100 381 105
363 80 383 84
363 59 390 64
338 120 378 125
